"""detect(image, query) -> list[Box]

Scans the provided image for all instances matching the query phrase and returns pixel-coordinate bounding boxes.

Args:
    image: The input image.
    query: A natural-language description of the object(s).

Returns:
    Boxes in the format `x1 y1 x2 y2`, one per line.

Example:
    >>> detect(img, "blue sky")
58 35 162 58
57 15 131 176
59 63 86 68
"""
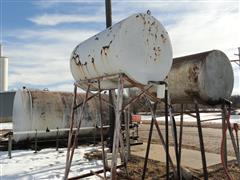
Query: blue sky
0 0 240 95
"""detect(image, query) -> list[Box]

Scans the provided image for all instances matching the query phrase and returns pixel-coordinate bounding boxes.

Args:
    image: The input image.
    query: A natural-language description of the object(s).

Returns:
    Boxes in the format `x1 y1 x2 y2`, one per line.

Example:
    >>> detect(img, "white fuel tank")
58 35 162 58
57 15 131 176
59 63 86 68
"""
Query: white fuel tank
12 89 109 142
70 13 172 90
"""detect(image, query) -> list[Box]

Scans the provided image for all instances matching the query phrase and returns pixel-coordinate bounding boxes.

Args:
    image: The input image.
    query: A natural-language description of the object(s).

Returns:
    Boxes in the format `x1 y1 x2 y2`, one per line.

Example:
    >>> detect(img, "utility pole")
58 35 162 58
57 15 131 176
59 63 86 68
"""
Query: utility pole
231 47 240 67
105 0 115 152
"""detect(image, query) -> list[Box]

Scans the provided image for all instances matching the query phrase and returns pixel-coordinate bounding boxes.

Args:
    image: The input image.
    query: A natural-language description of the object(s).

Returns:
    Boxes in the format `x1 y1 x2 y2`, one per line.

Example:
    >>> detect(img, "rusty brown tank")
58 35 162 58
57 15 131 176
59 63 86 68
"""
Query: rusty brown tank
168 50 234 105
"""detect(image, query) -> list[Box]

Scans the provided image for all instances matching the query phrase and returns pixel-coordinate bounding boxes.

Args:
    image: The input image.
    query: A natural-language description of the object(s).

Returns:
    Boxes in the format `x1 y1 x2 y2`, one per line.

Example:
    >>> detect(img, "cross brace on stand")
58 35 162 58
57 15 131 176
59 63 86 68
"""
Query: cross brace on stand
64 82 108 180
141 82 181 180
221 100 240 166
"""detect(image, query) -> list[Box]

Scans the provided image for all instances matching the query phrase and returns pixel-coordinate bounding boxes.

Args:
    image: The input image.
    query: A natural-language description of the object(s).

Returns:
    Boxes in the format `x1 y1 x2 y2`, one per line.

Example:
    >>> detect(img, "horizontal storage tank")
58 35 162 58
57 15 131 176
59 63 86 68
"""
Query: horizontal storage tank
168 50 234 105
70 13 172 90
12 89 109 142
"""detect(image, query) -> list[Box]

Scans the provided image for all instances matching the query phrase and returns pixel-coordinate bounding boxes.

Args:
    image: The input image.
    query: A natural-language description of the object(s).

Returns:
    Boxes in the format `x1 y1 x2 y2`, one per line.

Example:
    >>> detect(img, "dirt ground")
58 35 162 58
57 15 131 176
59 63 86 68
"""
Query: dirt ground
118 155 240 180
118 123 240 179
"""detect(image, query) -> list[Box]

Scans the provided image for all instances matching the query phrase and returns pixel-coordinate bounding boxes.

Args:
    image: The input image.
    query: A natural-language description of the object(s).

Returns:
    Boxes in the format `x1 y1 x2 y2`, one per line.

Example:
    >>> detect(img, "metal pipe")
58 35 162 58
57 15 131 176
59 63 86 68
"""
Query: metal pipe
68 164 125 180
12 126 109 135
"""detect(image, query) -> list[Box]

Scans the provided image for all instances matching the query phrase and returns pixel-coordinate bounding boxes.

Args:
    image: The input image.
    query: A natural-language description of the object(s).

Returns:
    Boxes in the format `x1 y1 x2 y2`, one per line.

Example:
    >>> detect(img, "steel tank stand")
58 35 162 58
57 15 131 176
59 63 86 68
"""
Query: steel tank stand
194 102 208 180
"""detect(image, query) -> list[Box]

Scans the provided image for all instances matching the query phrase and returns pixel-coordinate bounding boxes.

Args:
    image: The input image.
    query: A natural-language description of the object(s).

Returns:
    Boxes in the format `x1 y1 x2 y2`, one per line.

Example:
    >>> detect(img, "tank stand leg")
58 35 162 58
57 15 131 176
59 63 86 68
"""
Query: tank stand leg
65 85 77 180
56 127 59 151
221 104 228 166
225 104 240 166
34 129 38 154
8 132 13 159
178 104 184 173
195 102 208 180
110 74 124 180
65 84 90 180
142 100 157 180
169 109 181 179
97 80 107 179
165 86 170 180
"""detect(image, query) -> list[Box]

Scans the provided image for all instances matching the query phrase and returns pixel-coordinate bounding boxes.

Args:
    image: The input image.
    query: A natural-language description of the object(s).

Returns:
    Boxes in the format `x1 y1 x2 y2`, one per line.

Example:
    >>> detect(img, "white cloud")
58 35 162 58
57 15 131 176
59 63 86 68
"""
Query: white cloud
7 29 98 43
29 14 104 26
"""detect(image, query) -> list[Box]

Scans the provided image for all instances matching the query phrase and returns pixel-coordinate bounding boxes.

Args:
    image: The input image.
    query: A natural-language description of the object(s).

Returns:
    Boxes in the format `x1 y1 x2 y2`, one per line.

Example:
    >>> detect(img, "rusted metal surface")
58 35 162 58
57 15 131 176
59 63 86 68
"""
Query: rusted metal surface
70 13 172 91
12 89 109 142
168 50 234 105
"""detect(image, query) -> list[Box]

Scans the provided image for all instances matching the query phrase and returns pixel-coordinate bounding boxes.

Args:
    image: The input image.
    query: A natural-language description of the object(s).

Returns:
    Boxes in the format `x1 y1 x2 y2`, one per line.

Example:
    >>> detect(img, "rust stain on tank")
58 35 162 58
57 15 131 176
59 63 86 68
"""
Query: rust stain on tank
139 14 146 25
72 52 82 65
102 46 109 55
160 34 167 43
188 65 199 83
83 62 91 75
91 57 100 75
101 40 112 56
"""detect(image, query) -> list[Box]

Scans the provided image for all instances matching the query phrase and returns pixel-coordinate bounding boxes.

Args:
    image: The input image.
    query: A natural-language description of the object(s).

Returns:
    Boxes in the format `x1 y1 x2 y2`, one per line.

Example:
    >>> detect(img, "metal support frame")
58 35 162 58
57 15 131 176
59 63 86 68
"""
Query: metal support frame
165 84 170 180
56 127 59 151
141 82 180 180
178 104 184 169
221 103 228 166
65 74 177 180
170 112 181 179
34 129 38 153
110 74 124 179
97 80 107 179
224 103 240 166
142 101 157 180
195 102 208 180
8 132 13 159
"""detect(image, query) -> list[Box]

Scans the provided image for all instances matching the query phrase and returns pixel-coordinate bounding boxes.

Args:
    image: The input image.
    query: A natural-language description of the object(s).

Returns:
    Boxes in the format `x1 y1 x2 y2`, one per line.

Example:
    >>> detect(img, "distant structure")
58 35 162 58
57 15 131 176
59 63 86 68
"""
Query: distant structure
0 44 8 92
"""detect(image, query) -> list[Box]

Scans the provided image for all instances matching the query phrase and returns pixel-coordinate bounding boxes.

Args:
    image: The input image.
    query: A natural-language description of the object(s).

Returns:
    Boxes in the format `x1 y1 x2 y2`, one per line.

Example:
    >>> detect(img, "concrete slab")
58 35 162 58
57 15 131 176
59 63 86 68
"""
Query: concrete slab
131 143 235 169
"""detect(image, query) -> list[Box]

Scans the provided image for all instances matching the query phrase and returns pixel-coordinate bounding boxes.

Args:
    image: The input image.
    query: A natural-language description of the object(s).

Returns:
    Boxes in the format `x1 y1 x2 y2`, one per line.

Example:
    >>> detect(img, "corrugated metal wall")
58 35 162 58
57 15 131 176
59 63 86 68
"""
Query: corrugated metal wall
0 91 15 123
